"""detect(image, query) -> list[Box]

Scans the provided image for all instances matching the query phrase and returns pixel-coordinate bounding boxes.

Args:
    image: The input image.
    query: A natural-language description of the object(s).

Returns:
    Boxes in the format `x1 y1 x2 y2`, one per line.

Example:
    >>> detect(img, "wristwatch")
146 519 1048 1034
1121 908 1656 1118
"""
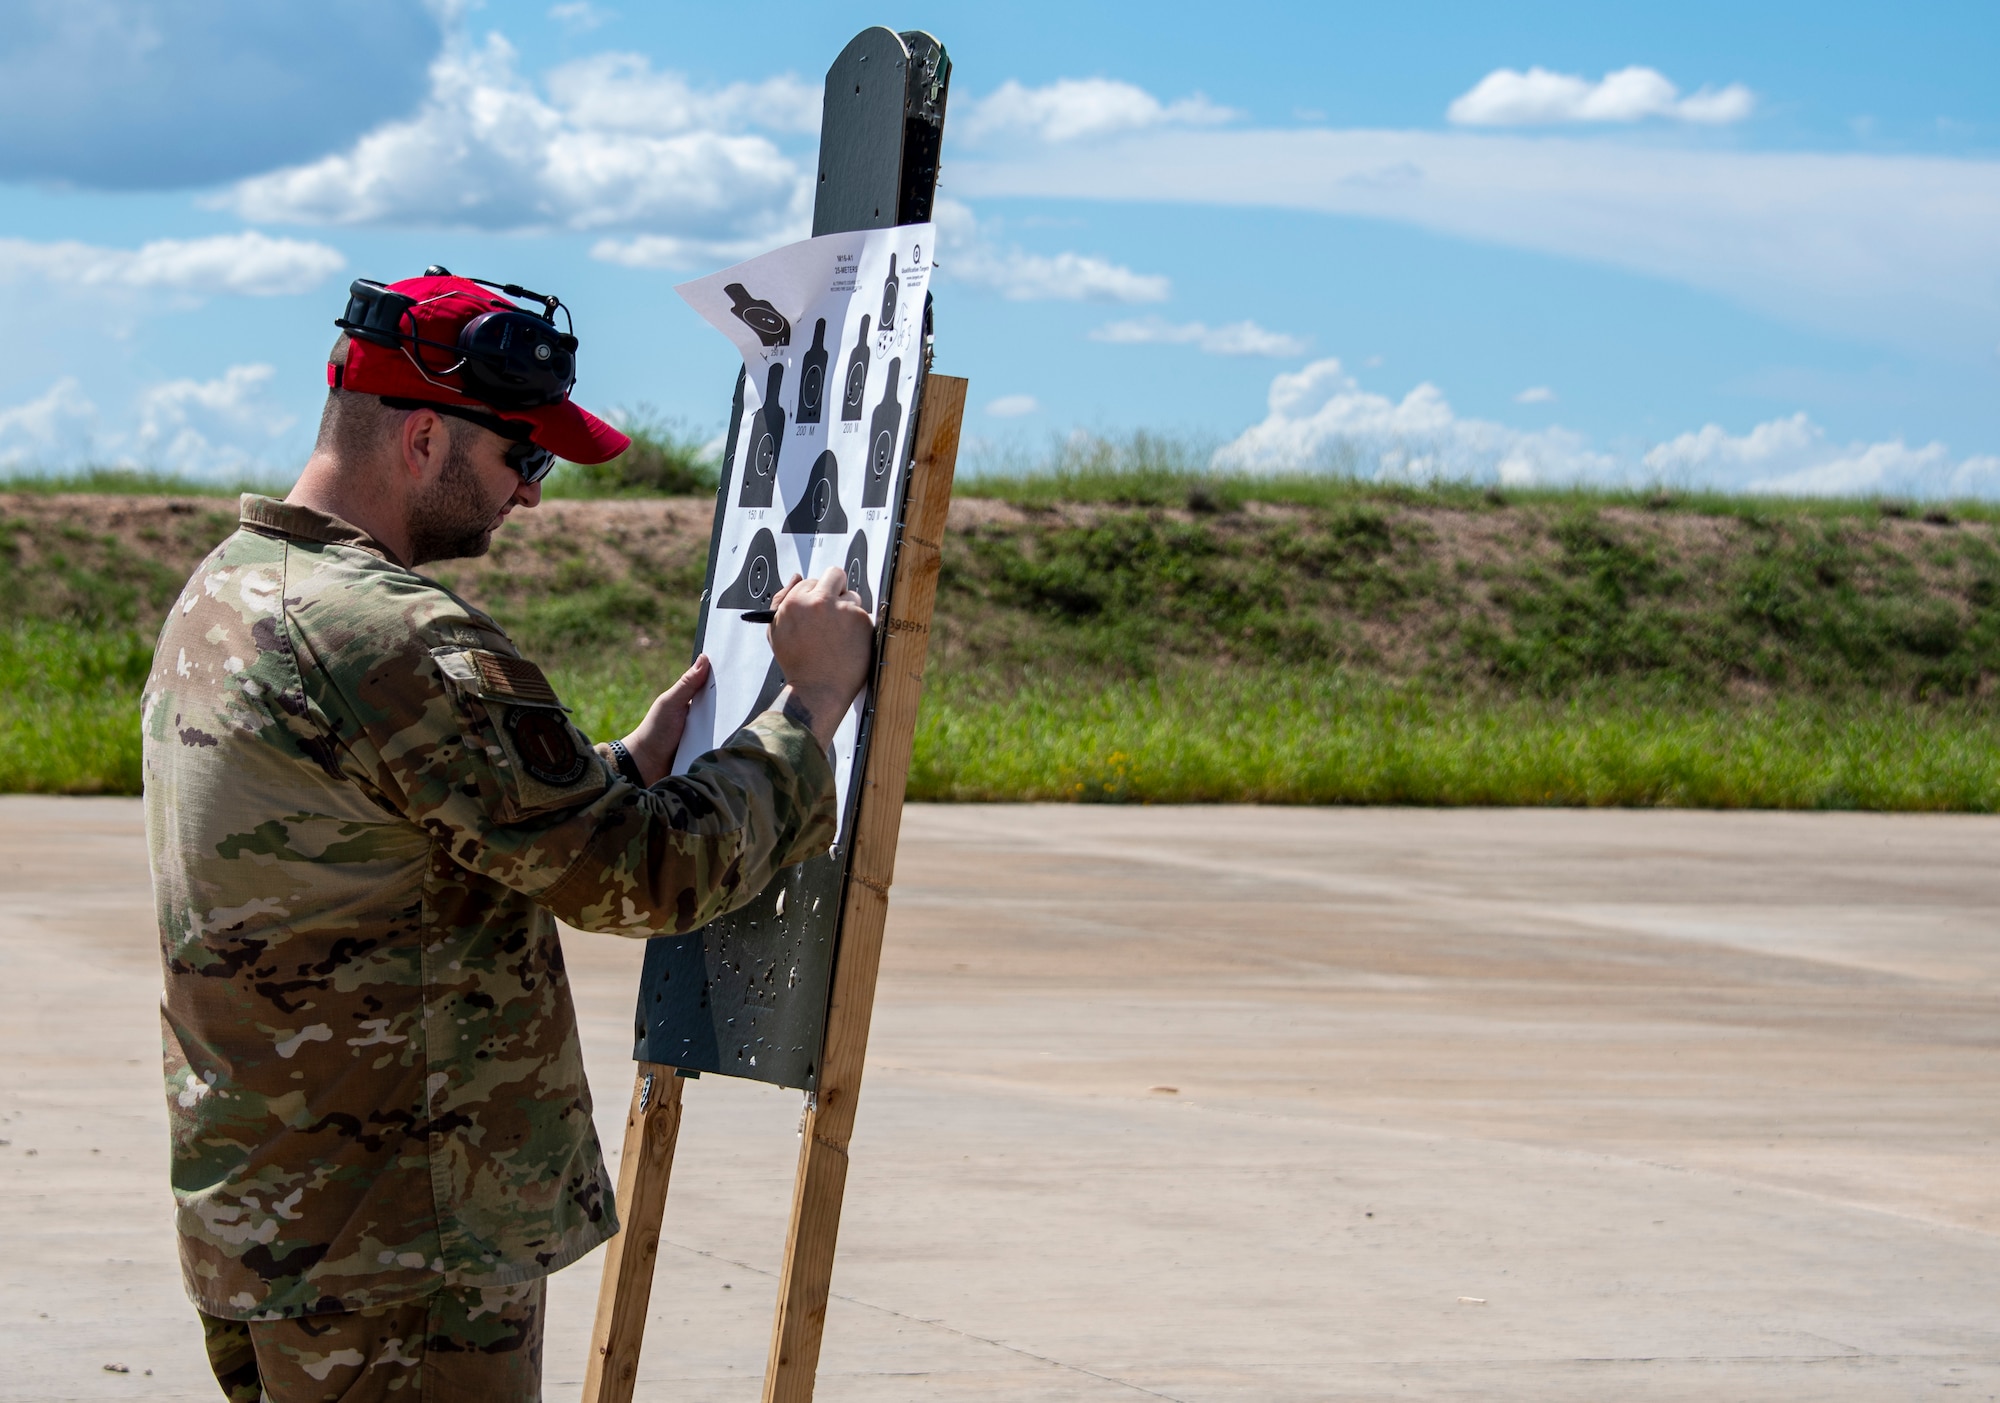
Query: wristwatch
606 738 647 788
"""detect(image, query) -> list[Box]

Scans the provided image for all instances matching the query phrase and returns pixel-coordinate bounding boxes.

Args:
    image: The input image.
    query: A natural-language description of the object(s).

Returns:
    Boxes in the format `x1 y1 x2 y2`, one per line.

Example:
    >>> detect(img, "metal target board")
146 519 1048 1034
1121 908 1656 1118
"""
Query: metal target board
637 223 932 1089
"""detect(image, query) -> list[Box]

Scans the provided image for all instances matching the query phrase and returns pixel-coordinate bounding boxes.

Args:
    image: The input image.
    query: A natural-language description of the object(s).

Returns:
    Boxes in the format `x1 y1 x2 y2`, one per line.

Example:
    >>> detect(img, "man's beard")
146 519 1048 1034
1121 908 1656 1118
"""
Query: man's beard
406 433 506 565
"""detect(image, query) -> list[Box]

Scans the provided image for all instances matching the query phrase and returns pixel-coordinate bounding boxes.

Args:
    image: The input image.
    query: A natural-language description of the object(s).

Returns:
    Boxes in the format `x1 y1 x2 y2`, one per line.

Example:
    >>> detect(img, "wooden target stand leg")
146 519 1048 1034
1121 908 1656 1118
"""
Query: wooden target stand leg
581 376 968 1403
763 375 966 1401
583 1061 686 1403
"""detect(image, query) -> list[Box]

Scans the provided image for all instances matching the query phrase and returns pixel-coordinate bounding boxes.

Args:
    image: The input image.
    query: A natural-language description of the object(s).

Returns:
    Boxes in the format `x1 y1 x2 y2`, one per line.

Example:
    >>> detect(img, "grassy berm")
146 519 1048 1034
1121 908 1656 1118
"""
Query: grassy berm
8 468 2000 807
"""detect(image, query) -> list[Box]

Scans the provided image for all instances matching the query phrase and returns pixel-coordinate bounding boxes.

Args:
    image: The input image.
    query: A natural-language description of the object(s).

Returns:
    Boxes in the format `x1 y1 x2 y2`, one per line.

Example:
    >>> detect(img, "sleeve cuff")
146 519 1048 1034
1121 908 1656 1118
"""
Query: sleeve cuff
596 737 647 788
744 707 837 809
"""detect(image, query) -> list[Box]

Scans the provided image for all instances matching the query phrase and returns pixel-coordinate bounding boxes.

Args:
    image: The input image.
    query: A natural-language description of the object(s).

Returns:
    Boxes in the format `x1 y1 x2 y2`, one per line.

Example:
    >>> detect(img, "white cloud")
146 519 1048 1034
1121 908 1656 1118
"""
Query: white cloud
933 198 1168 303
1091 317 1309 357
0 364 300 477
1645 414 2000 497
0 380 98 469
954 248 1170 303
0 232 344 297
224 34 811 252
1215 358 1610 485
986 395 1040 419
589 232 791 271
949 127 2000 356
961 78 1237 144
548 2 610 33
131 364 297 477
544 52 819 136
1515 385 1556 404
1447 66 1754 127
1216 359 2000 498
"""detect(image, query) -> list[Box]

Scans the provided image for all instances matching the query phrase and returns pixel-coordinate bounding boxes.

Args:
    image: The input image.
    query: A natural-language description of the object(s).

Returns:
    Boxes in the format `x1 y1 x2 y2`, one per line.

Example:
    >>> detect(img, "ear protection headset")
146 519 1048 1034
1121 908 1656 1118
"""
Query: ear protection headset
335 266 580 411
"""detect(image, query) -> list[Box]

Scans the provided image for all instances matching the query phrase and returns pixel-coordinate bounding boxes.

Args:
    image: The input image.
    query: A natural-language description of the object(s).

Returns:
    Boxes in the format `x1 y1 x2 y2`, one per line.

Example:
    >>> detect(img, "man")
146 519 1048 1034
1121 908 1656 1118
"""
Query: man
143 270 873 1401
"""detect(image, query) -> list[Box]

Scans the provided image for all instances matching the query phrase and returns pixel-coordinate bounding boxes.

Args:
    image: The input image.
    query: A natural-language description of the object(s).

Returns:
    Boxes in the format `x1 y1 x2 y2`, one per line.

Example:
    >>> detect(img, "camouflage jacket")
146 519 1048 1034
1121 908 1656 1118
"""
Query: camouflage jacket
143 496 835 1320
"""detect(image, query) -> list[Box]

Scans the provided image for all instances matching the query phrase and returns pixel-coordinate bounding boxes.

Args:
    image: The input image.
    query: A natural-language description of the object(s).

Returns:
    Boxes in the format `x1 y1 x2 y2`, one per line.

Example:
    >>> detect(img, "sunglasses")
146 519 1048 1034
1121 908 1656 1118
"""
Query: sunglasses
380 397 559 485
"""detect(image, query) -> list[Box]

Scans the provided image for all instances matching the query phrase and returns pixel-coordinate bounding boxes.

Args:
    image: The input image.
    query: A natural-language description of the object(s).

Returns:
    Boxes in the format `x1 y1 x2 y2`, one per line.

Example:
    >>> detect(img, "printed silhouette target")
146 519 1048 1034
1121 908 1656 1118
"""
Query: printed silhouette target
797 319 828 425
863 357 904 508
878 253 899 337
717 528 781 610
782 451 847 536
841 315 872 421
736 656 787 734
842 529 873 615
724 283 790 347
739 364 785 508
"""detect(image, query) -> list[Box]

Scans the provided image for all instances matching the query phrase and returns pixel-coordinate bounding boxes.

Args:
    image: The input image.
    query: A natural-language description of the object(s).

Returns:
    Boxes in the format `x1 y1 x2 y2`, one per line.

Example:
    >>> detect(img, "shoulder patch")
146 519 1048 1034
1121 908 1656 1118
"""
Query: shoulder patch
435 648 565 709
506 707 589 785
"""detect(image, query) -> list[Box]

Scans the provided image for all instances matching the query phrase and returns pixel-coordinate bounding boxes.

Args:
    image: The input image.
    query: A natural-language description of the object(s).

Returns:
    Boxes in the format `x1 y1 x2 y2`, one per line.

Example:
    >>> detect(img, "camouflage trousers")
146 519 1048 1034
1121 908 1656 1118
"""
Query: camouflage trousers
197 1279 545 1403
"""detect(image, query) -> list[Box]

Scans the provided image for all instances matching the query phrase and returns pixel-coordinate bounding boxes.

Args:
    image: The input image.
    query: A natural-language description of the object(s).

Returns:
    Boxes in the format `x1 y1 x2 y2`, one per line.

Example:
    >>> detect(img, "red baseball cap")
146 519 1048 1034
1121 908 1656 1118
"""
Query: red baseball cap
330 273 631 465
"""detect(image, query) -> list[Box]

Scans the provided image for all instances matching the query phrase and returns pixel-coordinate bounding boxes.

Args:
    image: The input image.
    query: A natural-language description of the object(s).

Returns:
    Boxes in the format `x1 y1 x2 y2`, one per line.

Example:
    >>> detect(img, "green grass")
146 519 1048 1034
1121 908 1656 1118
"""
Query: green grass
0 624 150 794
936 500 2000 704
60 637 1993 812
0 467 264 496
907 670 2000 809
541 409 718 498
548 660 2000 810
12 458 2000 808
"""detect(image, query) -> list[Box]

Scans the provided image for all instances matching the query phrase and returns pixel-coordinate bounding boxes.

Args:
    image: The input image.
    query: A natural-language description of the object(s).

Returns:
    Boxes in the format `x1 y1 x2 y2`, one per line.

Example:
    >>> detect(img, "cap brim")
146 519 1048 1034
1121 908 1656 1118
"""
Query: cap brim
515 400 631 465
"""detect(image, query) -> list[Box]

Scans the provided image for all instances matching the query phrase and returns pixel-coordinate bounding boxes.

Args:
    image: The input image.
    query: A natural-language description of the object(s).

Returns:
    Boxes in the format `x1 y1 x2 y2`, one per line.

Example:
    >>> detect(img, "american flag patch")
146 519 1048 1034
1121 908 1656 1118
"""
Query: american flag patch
471 651 562 707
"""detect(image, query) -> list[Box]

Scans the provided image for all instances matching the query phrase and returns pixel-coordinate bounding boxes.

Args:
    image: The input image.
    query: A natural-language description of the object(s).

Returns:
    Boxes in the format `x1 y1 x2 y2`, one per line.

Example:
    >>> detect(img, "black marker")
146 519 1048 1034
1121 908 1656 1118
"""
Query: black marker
740 609 777 624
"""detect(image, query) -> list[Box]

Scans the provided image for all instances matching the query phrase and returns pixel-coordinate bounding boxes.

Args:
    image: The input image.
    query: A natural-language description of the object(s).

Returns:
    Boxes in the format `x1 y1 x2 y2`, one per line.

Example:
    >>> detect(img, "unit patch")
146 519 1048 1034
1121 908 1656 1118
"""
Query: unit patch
506 706 589 785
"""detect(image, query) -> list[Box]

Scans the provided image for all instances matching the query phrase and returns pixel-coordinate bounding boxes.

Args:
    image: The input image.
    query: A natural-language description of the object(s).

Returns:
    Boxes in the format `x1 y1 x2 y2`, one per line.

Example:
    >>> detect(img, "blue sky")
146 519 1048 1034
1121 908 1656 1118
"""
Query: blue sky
2 0 1997 495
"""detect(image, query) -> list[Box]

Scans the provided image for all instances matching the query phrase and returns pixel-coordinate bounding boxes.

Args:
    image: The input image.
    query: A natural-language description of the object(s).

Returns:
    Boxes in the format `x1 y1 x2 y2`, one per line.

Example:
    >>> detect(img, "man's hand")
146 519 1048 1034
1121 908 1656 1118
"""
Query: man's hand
768 565 874 747
620 654 711 786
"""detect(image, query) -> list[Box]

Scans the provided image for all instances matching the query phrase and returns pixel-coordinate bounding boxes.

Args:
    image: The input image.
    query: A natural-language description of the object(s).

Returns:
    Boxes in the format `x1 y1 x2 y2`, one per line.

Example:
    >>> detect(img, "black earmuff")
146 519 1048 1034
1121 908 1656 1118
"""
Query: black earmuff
334 272 581 411
455 310 579 409
338 280 415 348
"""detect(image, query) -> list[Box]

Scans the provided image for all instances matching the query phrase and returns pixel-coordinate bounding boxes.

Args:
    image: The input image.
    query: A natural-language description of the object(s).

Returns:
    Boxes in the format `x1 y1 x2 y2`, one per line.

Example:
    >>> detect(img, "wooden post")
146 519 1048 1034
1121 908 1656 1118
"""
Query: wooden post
762 374 967 1402
582 1062 686 1403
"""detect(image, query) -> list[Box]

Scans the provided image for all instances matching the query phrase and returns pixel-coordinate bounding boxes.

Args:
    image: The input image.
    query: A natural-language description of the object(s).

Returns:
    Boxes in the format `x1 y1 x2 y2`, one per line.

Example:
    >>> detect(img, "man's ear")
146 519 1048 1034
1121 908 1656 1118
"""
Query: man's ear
399 408 449 484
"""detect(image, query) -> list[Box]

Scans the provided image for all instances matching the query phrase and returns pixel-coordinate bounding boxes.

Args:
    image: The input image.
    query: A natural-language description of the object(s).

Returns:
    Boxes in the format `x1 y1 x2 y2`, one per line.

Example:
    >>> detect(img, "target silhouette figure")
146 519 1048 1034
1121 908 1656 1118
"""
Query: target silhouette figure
739 364 785 507
736 656 788 734
863 357 903 508
725 283 790 347
797 319 829 425
878 254 898 337
716 528 781 609
782 451 848 536
841 529 873 615
841 315 871 422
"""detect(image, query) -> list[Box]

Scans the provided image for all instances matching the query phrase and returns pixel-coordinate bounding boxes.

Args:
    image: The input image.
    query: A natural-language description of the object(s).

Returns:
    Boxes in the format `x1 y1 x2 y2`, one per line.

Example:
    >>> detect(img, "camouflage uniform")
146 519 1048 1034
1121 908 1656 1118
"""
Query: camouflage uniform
143 495 835 1327
199 1278 544 1402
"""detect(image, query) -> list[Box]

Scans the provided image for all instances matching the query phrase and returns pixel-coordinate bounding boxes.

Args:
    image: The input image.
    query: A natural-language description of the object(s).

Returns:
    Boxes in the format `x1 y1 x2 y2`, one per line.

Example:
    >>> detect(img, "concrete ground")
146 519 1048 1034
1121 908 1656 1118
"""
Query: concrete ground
2 797 1996 1402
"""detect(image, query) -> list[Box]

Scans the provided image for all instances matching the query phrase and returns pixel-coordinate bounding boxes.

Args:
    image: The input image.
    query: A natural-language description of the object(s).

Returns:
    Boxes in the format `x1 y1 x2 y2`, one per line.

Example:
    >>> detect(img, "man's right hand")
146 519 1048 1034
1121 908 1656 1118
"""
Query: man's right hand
767 565 875 747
